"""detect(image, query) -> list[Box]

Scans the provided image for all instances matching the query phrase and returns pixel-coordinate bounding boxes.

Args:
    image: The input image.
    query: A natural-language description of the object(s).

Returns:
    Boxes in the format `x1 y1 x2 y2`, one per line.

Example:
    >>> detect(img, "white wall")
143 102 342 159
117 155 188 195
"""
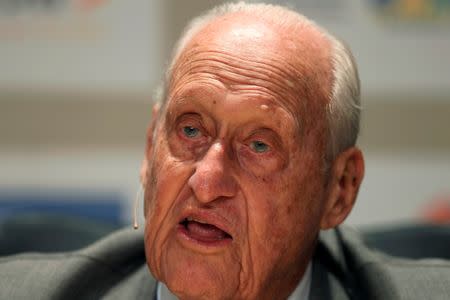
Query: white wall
1 0 449 97
0 0 163 92
293 0 450 96
348 152 450 225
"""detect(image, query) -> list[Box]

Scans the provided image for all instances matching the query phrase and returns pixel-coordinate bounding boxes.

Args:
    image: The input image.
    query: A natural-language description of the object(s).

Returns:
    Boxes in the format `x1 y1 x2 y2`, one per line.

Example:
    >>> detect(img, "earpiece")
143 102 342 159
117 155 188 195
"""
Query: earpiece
133 186 143 230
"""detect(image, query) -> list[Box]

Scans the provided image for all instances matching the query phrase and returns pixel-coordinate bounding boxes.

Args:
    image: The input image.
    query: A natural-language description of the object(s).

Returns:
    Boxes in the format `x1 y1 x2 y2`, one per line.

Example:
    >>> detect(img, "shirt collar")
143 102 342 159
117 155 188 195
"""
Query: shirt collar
157 261 312 300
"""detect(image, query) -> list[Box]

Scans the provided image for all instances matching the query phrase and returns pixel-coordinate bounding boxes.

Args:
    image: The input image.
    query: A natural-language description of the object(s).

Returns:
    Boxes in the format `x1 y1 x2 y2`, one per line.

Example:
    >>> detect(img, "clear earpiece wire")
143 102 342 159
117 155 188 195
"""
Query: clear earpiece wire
133 186 143 230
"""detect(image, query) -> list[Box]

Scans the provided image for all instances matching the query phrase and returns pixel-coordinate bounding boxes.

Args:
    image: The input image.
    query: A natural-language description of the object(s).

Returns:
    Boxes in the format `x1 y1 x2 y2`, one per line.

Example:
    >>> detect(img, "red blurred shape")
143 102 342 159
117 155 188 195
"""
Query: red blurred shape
76 0 108 11
421 195 450 224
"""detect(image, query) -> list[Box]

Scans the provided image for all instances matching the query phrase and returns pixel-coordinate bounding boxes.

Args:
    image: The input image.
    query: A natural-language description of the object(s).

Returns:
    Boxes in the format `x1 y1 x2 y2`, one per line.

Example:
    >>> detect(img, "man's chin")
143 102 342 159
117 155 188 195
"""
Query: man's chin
154 245 240 300
166 277 232 300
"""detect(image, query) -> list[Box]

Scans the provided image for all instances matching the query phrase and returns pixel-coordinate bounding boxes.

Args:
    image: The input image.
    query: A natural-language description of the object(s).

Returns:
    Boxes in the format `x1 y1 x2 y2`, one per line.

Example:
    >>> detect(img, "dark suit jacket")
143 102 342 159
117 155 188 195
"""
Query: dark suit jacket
1 226 449 299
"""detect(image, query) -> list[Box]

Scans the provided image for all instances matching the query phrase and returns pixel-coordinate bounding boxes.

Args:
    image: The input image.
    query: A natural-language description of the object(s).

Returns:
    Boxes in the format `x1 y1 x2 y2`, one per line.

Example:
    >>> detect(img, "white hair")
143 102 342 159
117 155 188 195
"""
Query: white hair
156 2 361 162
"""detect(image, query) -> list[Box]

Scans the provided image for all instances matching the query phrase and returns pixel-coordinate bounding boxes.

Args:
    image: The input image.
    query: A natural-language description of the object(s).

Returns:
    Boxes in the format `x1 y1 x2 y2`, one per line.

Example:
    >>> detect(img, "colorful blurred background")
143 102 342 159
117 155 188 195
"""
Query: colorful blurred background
1 0 449 241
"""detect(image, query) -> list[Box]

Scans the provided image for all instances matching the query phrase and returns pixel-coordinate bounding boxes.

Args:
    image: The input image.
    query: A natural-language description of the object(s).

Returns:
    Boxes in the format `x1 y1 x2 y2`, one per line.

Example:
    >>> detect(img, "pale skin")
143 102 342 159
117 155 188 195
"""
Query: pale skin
141 12 364 300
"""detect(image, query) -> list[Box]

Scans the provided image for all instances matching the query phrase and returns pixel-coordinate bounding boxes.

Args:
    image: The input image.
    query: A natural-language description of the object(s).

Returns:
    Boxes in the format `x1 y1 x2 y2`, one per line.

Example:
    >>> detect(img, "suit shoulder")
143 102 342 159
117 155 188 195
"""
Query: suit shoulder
0 227 155 299
357 256 450 300
327 226 450 300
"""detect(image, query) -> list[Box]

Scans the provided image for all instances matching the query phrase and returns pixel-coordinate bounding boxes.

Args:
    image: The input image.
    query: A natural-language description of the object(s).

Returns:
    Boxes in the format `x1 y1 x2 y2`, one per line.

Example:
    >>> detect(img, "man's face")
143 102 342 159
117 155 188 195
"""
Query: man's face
143 15 332 300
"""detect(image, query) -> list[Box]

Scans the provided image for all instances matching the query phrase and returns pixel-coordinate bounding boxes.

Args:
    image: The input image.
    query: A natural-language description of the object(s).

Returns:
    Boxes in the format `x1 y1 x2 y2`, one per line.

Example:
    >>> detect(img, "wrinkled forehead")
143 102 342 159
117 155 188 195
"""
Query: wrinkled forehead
169 12 333 124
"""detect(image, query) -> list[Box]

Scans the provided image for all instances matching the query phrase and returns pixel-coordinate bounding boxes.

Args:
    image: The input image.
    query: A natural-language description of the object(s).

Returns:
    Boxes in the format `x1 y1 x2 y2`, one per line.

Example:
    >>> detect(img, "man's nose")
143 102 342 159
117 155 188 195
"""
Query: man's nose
188 142 238 204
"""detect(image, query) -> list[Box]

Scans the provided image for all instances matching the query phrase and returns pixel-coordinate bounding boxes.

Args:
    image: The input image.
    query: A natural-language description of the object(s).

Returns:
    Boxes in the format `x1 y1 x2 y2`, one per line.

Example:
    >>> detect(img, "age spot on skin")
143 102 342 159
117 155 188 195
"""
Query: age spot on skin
285 79 295 88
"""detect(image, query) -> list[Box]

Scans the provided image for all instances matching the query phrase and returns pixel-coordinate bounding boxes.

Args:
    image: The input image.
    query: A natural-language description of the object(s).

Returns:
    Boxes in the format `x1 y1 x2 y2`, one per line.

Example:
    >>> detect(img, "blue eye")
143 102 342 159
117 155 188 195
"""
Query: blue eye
250 141 269 153
183 126 200 138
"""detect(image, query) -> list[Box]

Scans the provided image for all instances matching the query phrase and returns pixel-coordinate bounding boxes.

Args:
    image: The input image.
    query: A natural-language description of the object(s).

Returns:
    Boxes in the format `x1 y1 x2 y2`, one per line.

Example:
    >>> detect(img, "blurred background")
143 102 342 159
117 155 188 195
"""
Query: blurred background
0 0 449 248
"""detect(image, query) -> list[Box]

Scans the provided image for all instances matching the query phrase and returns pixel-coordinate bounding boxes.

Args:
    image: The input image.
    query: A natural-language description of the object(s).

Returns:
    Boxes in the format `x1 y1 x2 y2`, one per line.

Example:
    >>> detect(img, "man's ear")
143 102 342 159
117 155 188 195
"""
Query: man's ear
140 103 161 186
320 147 364 229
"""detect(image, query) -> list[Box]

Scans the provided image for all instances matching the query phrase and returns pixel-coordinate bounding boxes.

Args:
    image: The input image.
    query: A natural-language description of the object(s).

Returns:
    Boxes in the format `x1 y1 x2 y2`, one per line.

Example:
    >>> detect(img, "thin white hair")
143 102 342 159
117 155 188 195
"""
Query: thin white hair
155 2 361 162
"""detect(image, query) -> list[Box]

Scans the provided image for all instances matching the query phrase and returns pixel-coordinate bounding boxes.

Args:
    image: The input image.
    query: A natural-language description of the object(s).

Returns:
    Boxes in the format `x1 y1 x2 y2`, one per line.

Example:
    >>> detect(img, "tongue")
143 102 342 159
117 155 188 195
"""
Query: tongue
186 221 229 241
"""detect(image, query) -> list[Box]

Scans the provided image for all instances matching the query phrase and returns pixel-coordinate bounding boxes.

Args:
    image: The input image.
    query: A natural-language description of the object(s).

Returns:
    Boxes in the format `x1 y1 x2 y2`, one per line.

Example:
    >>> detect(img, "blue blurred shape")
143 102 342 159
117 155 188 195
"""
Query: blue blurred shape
0 190 123 226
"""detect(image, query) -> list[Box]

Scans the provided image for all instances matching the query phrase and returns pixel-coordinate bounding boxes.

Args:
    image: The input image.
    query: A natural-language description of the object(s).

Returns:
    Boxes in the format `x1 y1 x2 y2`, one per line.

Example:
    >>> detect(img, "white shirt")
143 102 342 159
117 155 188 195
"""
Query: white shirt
157 262 312 300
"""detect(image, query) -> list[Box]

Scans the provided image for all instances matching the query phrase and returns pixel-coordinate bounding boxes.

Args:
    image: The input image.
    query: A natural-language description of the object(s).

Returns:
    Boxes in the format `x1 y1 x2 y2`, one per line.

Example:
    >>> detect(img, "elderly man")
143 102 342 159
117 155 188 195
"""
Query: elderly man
141 2 363 300
1 2 450 300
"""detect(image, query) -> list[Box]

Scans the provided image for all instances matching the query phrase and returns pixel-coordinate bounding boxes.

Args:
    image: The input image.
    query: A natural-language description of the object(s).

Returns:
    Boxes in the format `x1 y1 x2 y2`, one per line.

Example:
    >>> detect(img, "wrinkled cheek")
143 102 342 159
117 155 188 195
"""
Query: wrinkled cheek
143 161 175 279
236 209 284 292
144 189 169 279
144 155 195 280
144 150 177 218
247 189 305 261
144 201 177 281
144 225 160 279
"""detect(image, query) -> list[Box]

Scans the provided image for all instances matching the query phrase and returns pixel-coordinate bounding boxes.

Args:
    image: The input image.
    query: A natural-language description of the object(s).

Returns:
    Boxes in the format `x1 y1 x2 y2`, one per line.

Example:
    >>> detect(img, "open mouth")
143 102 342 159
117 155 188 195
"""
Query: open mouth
178 217 232 244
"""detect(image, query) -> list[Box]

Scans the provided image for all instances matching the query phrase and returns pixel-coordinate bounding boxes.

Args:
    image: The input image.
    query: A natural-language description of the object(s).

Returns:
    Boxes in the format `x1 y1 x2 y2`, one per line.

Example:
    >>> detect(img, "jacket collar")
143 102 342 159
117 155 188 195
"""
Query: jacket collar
309 227 362 300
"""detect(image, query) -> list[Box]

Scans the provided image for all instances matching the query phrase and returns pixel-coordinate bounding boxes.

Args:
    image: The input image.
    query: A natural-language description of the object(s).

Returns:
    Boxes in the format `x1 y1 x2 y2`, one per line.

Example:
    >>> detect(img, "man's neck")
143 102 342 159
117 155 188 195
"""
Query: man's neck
287 261 312 300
